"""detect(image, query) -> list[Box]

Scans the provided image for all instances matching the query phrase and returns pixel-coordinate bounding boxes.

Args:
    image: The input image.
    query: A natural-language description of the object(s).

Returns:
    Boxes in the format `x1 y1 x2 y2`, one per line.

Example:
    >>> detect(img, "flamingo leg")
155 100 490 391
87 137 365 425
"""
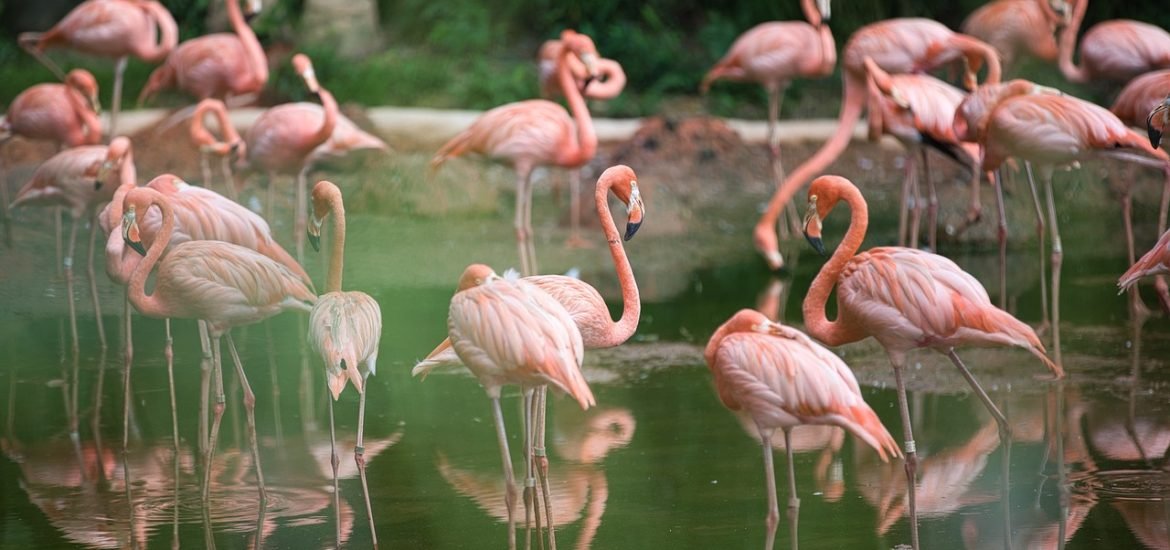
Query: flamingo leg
356 370 378 546
908 152 922 249
534 386 556 550
1 159 11 248
91 355 107 482
265 323 283 447
515 168 533 276
564 168 589 249
784 428 800 550
1156 166 1170 313
64 214 79 358
164 319 179 455
20 37 67 80
295 164 311 262
121 297 136 530
923 149 938 252
1023 162 1050 332
993 170 1008 308
55 206 63 277
220 155 238 201
758 425 779 550
1043 172 1063 366
525 171 539 276
1121 186 1153 321
898 154 912 247
326 375 342 547
110 56 128 137
86 208 106 350
891 360 920 550
490 394 518 550
226 332 267 503
202 334 226 503
198 320 212 456
522 388 535 549
200 151 213 188
266 171 277 223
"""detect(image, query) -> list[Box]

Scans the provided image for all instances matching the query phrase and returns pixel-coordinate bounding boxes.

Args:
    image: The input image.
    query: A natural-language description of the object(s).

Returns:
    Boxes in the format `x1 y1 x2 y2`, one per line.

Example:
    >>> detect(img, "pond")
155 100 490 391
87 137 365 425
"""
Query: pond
1 134 1169 549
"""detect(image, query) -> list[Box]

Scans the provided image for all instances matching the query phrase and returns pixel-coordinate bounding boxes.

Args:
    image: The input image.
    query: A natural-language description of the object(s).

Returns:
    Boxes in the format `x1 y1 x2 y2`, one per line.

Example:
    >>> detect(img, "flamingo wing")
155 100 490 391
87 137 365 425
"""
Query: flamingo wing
310 291 382 396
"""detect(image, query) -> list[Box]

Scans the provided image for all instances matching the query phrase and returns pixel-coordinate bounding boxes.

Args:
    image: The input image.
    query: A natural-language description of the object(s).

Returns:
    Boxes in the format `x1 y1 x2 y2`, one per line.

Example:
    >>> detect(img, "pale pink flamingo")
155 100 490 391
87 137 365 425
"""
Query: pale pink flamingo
756 18 1001 270
861 56 982 251
243 53 338 259
1057 0 1170 85
444 263 593 550
9 137 132 355
701 0 835 185
431 29 600 276
1119 228 1170 293
961 0 1066 73
306 180 382 546
705 308 900 550
800 175 1061 549
19 0 177 135
120 186 316 503
138 0 266 107
190 99 245 199
982 93 1170 357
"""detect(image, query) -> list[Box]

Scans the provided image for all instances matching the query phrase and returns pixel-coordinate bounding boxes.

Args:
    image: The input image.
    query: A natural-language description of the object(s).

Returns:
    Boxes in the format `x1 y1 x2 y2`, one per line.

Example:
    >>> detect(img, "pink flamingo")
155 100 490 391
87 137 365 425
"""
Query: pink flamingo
190 99 245 199
705 308 900 550
120 186 315 503
983 93 1170 355
431 30 600 276
1114 72 1170 149
800 175 1061 549
701 0 835 184
306 180 382 546
138 0 266 107
19 0 177 135
1057 0 1170 85
961 0 1066 73
755 18 1001 270
244 53 338 259
1119 228 1170 293
445 263 593 550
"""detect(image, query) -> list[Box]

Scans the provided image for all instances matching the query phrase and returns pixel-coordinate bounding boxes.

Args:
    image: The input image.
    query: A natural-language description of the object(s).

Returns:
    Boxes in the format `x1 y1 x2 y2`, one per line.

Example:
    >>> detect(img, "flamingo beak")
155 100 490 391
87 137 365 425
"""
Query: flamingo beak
816 0 831 21
307 216 322 252
624 182 644 241
580 54 599 92
122 209 146 256
802 200 825 256
1146 103 1167 148
244 0 262 23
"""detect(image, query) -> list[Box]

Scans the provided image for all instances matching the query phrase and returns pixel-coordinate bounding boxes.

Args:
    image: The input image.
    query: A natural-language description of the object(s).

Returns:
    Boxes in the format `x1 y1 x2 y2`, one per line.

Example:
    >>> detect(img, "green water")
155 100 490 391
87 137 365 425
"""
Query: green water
2 163 1170 549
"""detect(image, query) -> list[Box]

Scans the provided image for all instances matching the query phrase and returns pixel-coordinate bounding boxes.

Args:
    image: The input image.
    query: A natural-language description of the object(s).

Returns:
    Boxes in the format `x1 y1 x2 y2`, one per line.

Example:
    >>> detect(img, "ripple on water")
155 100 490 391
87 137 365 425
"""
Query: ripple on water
135 481 332 533
1074 470 1170 501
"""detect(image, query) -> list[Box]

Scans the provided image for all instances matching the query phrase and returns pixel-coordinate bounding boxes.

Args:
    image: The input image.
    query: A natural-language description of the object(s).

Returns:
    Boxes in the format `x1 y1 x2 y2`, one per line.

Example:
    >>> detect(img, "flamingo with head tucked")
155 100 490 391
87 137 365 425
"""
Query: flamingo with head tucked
1057 0 1170 86
961 0 1067 73
190 99 245 199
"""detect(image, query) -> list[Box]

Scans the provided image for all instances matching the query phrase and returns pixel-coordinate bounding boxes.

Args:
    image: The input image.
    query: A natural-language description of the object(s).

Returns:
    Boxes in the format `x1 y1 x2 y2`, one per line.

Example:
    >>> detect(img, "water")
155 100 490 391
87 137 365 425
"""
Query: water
3 146 1170 548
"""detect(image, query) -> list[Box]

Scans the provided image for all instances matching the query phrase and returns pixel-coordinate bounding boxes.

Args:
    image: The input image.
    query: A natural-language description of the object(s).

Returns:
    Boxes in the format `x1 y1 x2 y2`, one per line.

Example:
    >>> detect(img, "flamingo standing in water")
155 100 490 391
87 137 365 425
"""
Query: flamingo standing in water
445 263 593 550
189 99 245 199
431 30 601 276
19 0 177 135
1120 228 1170 294
800 175 1061 550
306 180 382 546
138 0 266 107
701 0 835 187
705 308 901 550
120 186 316 503
961 0 1066 73
1057 0 1170 86
755 18 1001 270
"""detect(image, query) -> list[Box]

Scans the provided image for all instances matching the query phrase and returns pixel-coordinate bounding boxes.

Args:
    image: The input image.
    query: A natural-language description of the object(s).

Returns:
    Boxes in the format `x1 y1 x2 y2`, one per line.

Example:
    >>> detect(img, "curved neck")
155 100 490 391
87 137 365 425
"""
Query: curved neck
802 183 870 346
191 101 238 148
325 188 346 293
226 0 268 87
1058 0 1089 83
310 89 338 147
557 48 597 166
595 178 640 347
127 189 175 319
800 0 822 26
67 87 102 145
816 23 837 76
120 148 137 189
137 1 178 61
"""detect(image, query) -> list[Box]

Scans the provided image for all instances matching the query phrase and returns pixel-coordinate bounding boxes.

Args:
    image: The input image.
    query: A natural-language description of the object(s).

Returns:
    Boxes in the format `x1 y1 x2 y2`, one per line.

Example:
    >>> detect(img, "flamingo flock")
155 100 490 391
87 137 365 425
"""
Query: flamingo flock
4 0 1170 548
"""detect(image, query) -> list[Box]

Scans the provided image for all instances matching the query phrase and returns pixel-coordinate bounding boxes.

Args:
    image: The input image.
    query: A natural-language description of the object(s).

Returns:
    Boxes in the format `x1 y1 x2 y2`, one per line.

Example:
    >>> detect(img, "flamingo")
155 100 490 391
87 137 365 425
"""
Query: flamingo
983 93 1170 356
1119 228 1170 294
445 263 593 550
306 180 382 546
190 99 245 199
244 53 338 259
1057 0 1170 85
138 0 266 107
120 186 316 503
961 0 1066 73
800 175 1061 549
701 0 835 185
431 29 600 276
704 308 900 550
755 18 1001 270
18 0 177 135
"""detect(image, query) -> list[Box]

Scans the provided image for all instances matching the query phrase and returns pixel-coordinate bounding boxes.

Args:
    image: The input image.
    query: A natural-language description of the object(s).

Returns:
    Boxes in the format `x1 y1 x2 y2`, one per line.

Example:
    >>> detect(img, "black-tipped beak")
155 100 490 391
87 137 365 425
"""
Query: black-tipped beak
1148 105 1166 148
93 180 102 191
579 75 595 94
805 234 825 256
127 238 146 256
624 220 641 241
244 12 258 23
308 230 321 252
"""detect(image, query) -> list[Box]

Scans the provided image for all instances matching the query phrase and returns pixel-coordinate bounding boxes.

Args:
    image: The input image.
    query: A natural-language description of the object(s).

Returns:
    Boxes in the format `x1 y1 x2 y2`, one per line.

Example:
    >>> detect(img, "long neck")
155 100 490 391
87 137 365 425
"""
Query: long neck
594 180 640 347
1058 0 1089 83
137 1 178 61
557 49 597 166
802 184 870 347
310 89 338 147
816 21 837 76
120 149 137 189
801 0 822 26
127 191 175 319
325 190 346 293
226 0 268 87
67 88 102 145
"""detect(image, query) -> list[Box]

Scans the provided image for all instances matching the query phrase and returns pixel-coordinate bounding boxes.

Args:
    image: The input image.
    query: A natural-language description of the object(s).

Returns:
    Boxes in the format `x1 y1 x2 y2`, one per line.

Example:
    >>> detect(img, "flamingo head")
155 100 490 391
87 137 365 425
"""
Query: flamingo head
561 30 599 89
121 203 146 256
91 137 133 191
1147 95 1170 149
752 223 783 271
1044 0 1071 26
456 264 500 292
816 0 831 23
307 180 341 252
603 165 644 241
292 54 321 95
803 183 834 257
243 0 262 23
66 69 100 114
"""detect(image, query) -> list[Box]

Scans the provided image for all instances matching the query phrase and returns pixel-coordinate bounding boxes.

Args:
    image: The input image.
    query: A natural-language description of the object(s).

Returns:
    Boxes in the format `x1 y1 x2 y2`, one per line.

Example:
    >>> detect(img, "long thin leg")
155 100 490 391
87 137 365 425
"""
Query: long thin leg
523 388 536 549
202 334 226 503
110 57 128 137
891 361 920 550
326 376 342 547
1043 172 1063 366
784 428 800 550
220 156 238 201
266 171 277 223
356 371 378 547
515 168 533 276
91 355 107 483
898 156 912 247
200 151 214 188
163 319 179 457
86 209 106 351
993 170 1008 308
1024 162 1050 332
20 38 67 80
121 304 136 538
1156 166 1170 313
226 332 267 503
758 426 779 550
524 171 539 276
1121 186 1153 320
534 386 556 550
295 165 311 262
565 168 586 248
265 323 283 447
923 149 938 252
64 214 80 358
908 152 922 249
55 206 63 277
491 395 518 550
198 320 212 456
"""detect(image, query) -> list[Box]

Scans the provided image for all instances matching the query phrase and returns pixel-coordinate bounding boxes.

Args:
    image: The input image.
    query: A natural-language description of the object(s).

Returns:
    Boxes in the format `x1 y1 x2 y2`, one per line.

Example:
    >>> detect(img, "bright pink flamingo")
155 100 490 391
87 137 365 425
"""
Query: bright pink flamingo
190 99 245 199
244 53 338 259
983 93 1170 355
1114 71 1170 145
120 186 316 503
1120 228 1170 293
19 0 177 135
755 18 1001 270
431 30 600 276
1057 0 1170 85
705 308 900 550
701 0 835 185
306 180 382 546
961 0 1065 73
445 263 593 550
800 175 1061 549
138 0 266 107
